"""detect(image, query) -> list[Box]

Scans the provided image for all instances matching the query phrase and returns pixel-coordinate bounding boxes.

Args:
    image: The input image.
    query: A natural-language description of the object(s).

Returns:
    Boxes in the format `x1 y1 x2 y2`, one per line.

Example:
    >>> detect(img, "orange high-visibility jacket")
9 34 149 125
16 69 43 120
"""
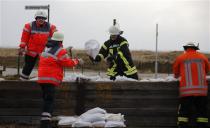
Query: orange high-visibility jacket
19 21 56 57
38 45 78 86
173 49 209 97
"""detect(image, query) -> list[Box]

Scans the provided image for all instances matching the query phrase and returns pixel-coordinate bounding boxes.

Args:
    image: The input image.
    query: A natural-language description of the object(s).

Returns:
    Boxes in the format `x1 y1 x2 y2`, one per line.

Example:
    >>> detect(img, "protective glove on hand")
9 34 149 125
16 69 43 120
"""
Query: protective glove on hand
18 48 26 56
94 55 101 62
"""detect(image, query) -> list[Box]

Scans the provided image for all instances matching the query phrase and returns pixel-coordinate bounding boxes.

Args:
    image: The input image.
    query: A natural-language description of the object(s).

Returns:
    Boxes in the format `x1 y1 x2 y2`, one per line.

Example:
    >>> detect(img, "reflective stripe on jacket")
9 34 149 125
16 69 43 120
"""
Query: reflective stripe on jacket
38 44 78 86
173 49 209 97
96 36 137 77
20 21 56 57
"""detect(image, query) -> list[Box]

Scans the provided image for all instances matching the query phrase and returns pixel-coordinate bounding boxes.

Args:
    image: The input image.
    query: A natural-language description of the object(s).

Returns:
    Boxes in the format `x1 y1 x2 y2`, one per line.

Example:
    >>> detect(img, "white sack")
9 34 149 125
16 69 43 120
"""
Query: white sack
92 121 106 127
58 116 77 126
85 39 100 58
80 113 105 123
82 107 107 115
72 120 92 128
105 113 125 122
105 121 126 127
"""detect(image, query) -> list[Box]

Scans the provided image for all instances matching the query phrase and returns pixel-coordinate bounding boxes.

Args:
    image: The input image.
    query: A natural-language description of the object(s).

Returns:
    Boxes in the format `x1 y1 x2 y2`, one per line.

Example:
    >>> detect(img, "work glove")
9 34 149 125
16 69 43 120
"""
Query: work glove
94 55 101 62
18 47 26 56
110 76 116 81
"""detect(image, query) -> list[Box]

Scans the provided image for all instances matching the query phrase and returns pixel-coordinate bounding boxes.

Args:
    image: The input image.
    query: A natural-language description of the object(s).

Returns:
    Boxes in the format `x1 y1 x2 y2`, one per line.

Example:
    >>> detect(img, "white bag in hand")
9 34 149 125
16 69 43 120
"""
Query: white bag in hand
105 121 126 127
85 39 100 58
105 113 125 122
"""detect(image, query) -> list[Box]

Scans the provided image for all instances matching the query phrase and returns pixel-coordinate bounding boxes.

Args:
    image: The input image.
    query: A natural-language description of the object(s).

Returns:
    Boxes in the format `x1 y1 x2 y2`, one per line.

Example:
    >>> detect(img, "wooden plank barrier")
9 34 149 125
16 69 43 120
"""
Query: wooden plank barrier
0 80 209 128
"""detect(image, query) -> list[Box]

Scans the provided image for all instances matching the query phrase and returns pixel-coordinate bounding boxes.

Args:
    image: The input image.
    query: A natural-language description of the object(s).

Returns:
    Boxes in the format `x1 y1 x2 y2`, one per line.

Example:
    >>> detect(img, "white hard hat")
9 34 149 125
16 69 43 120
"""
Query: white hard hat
183 42 199 50
51 32 64 41
34 10 47 19
108 25 122 35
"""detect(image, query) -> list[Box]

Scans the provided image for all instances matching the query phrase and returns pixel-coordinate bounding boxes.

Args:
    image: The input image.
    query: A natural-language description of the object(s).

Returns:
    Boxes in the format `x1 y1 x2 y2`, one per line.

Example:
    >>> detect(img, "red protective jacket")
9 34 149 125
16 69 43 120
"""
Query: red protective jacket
38 44 78 86
173 49 209 97
19 21 56 57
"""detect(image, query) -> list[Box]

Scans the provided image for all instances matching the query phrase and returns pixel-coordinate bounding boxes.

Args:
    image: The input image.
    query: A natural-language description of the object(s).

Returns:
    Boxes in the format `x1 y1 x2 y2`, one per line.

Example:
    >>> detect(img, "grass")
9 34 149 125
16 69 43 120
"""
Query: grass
0 48 209 73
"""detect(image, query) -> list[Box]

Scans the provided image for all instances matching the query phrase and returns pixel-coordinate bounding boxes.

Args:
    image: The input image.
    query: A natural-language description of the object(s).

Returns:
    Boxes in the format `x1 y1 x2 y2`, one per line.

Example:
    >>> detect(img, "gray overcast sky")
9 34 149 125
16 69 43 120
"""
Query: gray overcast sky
0 0 209 52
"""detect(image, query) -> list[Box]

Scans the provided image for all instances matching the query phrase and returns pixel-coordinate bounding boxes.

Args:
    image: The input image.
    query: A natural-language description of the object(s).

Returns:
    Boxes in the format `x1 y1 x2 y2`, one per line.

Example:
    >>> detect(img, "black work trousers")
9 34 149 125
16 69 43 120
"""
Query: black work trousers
21 54 38 79
177 96 208 128
40 83 55 114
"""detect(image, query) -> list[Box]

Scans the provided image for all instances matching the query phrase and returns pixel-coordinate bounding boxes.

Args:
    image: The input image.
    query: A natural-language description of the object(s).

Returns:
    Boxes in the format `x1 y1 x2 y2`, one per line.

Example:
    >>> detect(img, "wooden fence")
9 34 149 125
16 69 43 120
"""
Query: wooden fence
0 80 209 128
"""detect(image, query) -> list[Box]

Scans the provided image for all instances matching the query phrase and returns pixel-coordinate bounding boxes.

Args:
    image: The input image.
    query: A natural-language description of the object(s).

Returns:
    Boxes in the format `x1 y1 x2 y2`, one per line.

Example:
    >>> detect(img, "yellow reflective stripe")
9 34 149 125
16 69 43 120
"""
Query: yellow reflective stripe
196 117 208 123
120 41 128 47
118 51 129 65
102 44 107 50
124 66 137 75
106 63 117 76
98 54 104 59
178 117 189 122
118 51 137 75
109 49 113 55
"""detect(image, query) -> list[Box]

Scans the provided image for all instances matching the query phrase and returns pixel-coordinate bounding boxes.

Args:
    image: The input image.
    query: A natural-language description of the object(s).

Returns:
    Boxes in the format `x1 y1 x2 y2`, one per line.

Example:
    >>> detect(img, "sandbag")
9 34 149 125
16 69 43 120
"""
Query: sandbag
58 116 77 126
92 121 106 127
105 113 125 122
72 120 92 128
80 113 105 123
81 107 107 116
105 121 126 127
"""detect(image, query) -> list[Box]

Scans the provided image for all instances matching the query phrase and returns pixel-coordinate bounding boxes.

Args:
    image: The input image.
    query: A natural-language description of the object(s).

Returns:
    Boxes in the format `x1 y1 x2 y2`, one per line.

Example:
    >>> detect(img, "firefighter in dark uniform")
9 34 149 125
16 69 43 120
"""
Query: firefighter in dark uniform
93 25 138 81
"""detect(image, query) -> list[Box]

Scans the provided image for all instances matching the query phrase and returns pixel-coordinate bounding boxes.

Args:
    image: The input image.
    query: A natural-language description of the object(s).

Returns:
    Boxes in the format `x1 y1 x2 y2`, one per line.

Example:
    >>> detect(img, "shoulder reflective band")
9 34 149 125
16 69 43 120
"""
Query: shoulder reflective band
120 41 128 47
102 44 107 50
41 52 58 60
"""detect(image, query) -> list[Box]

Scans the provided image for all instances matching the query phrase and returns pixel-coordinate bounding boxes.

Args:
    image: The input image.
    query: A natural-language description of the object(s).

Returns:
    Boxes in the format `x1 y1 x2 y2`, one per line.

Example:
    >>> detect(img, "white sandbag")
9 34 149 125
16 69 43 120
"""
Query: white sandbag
92 121 106 127
58 116 77 126
105 121 126 127
82 107 107 115
85 39 100 58
72 120 92 127
105 113 125 122
80 113 105 123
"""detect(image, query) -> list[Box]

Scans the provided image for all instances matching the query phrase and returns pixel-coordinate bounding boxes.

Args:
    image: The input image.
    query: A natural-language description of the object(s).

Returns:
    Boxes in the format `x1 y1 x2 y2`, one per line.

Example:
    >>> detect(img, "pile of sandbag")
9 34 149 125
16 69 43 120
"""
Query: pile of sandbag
57 107 126 127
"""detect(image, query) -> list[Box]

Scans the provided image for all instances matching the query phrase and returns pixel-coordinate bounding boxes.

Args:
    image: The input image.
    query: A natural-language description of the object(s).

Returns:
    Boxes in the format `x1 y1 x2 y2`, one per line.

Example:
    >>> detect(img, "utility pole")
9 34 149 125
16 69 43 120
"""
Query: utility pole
155 23 158 78
25 5 50 22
